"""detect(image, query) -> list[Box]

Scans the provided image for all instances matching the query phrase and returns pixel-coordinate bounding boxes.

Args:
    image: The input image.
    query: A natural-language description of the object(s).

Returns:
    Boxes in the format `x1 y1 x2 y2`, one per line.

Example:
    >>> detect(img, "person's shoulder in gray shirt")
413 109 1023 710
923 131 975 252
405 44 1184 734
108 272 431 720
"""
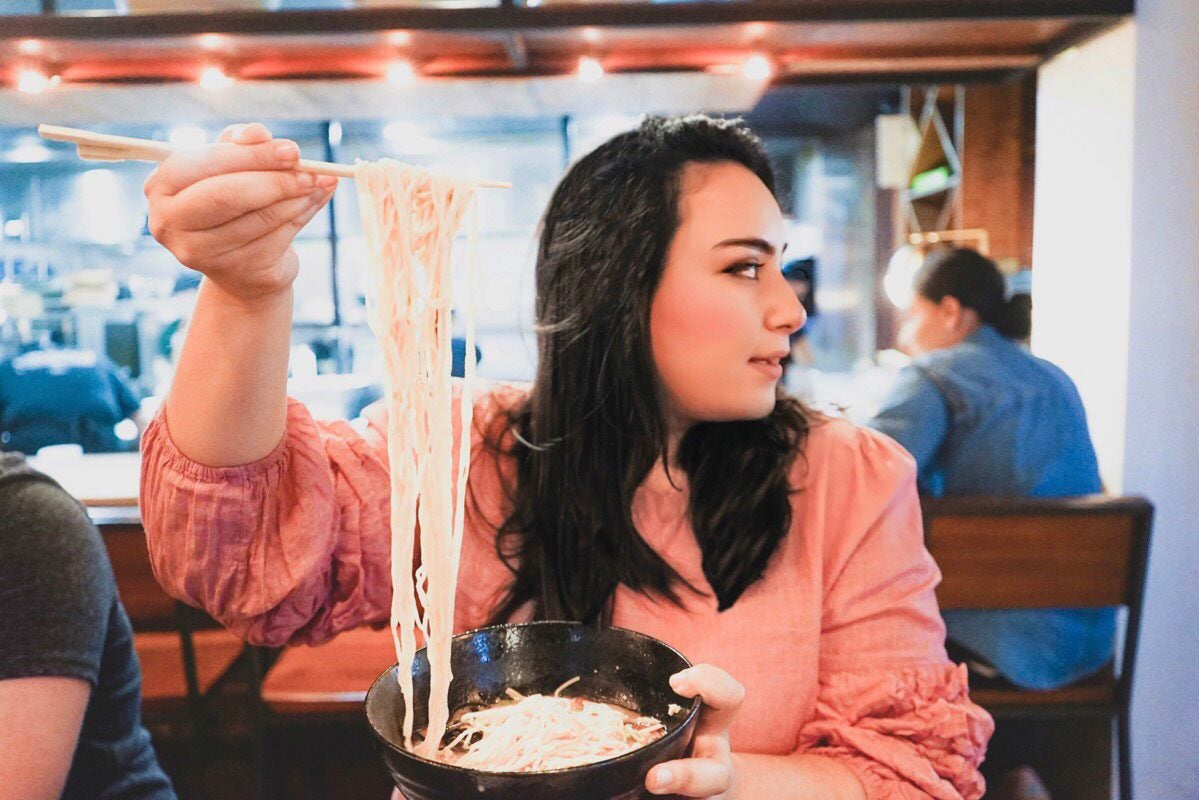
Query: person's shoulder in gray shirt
0 452 176 800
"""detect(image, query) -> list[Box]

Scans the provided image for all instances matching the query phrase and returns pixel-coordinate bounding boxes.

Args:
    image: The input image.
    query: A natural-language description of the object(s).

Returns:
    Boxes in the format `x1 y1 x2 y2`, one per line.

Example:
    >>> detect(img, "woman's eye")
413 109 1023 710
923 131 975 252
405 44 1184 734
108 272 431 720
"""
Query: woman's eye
727 261 762 280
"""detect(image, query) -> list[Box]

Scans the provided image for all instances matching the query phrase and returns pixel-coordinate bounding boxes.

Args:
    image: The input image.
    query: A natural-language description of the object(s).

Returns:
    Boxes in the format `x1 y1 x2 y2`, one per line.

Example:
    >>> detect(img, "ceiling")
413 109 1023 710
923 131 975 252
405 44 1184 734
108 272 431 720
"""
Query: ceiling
0 1 1130 129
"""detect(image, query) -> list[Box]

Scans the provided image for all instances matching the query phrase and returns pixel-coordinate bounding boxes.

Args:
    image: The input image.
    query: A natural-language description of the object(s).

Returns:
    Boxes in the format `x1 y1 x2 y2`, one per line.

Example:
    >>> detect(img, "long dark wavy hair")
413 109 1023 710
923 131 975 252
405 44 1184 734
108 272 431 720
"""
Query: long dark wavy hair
479 115 813 624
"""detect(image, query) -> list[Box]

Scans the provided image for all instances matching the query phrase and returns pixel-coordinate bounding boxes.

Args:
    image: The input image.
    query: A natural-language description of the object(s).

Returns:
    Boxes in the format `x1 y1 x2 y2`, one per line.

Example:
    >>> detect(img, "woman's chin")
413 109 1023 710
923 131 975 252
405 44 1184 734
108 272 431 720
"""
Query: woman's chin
749 395 779 419
695 396 777 423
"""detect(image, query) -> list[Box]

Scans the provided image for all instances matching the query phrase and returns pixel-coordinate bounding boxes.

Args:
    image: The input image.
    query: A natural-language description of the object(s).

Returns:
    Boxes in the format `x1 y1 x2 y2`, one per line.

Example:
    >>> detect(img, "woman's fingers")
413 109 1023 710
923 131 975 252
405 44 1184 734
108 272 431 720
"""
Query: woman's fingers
646 757 733 797
180 188 333 262
646 666 743 797
200 202 324 272
217 124 245 144
670 664 745 736
168 169 335 231
218 122 272 145
146 136 301 198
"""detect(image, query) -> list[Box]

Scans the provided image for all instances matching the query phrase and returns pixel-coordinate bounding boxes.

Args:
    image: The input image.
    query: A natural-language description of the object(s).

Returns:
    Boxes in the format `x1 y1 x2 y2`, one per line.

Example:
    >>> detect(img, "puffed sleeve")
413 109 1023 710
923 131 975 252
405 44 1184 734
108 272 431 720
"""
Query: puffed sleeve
796 424 993 799
140 382 519 647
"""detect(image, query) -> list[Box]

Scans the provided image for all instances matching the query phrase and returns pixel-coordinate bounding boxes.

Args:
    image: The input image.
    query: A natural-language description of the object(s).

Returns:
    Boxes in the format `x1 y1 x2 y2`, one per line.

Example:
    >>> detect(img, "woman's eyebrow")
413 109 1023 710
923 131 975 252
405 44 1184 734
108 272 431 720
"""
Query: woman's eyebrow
711 238 787 255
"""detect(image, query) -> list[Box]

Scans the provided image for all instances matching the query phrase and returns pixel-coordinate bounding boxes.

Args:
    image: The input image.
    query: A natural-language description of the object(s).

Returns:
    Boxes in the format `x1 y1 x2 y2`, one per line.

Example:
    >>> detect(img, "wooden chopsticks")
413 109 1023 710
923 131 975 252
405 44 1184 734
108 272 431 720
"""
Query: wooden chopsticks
37 124 511 188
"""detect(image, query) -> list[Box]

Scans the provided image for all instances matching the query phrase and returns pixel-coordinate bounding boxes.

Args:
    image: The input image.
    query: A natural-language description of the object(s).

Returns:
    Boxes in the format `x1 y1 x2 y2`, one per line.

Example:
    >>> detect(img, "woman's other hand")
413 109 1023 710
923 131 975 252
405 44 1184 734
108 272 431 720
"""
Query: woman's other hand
647 664 745 799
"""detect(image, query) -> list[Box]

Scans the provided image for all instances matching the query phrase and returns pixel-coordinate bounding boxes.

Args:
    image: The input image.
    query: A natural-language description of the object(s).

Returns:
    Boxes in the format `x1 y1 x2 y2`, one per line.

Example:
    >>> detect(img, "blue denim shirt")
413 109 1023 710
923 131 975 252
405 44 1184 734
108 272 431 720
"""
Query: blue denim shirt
868 326 1113 690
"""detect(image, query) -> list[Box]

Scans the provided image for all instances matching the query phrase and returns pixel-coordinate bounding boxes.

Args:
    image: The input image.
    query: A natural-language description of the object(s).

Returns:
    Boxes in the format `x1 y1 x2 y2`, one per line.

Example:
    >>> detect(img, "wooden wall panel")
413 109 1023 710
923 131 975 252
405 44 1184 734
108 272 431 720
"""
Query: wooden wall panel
961 74 1037 268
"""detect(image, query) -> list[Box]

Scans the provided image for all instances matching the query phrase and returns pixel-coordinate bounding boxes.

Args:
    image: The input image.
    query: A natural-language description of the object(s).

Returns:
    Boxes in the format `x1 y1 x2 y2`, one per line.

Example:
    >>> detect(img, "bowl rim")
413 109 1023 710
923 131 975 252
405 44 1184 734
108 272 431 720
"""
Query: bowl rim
364 620 704 778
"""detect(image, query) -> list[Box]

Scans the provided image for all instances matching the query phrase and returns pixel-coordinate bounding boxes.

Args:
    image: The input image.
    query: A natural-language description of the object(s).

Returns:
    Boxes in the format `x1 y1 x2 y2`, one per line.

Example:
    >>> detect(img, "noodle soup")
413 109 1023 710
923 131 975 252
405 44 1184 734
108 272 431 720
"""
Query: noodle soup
417 679 668 772
365 623 701 800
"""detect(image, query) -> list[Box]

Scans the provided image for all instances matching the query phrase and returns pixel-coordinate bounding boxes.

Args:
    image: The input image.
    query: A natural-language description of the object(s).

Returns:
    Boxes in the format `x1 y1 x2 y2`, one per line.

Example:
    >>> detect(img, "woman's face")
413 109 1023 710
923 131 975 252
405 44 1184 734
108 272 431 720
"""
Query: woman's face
650 161 804 429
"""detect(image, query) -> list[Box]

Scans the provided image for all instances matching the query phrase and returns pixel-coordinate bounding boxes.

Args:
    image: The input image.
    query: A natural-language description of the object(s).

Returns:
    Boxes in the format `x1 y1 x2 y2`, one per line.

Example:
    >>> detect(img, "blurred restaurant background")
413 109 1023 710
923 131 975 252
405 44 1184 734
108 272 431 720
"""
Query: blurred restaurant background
1 0 1197 798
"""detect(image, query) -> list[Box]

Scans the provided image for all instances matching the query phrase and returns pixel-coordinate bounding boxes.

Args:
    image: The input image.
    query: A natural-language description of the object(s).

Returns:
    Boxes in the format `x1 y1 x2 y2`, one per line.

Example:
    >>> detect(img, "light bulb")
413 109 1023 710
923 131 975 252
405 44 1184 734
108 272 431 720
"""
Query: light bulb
577 56 604 83
742 53 774 81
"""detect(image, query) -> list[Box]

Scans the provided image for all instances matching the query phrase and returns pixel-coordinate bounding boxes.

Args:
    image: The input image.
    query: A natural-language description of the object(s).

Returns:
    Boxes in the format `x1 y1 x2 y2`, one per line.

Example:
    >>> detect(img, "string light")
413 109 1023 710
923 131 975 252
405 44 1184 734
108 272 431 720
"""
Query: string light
742 53 774 81
577 56 604 83
744 22 769 41
199 66 232 90
386 59 416 86
17 69 58 94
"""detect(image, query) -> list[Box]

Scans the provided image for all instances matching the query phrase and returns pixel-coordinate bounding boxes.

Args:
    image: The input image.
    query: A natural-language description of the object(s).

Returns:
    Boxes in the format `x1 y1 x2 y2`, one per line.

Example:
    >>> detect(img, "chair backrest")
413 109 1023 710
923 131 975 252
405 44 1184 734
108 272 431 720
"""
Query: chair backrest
922 495 1152 612
93 517 223 633
94 515 239 705
922 494 1153 708
98 521 180 632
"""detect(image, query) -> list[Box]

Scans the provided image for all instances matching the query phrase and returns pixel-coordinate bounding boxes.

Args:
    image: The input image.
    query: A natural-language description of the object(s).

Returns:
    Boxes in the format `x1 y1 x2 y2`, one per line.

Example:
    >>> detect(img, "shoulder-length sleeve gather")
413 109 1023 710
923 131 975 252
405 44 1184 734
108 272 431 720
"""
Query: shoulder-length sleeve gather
796 422 993 799
139 383 518 647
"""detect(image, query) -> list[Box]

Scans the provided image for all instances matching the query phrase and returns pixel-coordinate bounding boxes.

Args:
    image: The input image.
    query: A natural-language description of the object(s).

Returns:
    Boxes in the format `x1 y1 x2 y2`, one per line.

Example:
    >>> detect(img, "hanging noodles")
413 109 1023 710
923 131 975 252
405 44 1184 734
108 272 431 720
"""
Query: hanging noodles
356 160 668 772
355 158 479 759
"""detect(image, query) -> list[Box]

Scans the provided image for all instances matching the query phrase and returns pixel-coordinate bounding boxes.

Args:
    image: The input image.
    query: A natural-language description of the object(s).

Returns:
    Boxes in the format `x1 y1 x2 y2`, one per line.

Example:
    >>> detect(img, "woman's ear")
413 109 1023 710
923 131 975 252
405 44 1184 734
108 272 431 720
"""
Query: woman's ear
939 295 981 336
938 295 964 329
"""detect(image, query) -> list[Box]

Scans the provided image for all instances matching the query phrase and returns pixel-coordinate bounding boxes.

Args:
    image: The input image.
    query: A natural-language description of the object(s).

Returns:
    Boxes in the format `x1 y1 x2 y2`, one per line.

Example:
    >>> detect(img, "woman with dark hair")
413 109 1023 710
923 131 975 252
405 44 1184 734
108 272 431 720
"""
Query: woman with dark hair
140 117 990 799
868 247 1106 799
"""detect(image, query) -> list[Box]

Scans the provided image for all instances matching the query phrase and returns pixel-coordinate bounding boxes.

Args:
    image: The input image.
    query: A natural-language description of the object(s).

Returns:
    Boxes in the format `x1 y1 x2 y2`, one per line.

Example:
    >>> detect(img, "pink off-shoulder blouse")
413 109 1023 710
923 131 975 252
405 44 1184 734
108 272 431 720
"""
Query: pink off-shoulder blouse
140 383 992 799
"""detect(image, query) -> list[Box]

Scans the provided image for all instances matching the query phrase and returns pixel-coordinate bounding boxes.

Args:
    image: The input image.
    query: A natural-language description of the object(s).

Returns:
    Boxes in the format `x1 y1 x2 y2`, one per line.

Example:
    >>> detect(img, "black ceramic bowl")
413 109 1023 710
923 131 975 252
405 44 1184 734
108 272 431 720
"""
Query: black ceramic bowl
364 621 702 800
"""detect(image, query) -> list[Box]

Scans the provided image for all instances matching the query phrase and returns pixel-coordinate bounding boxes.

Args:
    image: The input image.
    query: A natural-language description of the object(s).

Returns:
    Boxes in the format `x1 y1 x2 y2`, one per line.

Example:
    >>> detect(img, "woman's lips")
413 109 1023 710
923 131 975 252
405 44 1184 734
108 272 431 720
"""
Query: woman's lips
748 357 783 379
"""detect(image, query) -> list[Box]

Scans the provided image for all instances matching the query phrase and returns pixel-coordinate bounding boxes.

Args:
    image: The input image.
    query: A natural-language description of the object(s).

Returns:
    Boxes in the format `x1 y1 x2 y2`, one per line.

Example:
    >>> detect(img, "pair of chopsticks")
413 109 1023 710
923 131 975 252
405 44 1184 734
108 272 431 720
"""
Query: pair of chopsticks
37 124 511 188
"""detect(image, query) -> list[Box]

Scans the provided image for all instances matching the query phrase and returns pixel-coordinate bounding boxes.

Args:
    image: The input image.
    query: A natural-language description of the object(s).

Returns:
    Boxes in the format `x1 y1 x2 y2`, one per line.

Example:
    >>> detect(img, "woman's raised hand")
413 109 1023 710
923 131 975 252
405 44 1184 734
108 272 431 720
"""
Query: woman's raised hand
144 122 337 305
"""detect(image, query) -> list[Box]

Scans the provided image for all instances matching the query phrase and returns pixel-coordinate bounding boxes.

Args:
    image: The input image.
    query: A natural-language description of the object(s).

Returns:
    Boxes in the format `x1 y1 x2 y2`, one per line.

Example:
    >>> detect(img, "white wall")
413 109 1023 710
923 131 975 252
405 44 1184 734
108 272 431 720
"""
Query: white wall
1034 5 1199 796
1032 23 1136 492
1123 0 1199 796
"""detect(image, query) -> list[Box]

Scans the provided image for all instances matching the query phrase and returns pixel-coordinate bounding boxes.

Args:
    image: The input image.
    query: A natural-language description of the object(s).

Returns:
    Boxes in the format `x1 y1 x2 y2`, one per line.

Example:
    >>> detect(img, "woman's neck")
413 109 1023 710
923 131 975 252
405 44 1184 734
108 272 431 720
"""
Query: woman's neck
643 459 686 495
641 422 689 495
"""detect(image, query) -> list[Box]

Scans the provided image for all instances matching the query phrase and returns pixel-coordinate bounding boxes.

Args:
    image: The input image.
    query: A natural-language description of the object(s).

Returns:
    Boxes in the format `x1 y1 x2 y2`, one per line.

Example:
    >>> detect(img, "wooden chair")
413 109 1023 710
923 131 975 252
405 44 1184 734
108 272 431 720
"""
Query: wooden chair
258 625 397 715
921 495 1153 800
253 624 399 799
92 514 246 773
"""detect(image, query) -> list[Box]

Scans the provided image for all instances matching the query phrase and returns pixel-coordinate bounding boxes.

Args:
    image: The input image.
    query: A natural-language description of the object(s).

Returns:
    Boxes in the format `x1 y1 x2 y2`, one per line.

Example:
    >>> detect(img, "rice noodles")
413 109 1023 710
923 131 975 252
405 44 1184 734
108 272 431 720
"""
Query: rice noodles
436 678 667 772
356 159 668 772
355 158 478 759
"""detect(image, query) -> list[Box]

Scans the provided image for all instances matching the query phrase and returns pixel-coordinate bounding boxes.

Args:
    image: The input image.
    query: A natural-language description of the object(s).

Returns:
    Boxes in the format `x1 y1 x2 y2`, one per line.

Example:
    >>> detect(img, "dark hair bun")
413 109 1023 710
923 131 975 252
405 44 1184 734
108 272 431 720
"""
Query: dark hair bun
914 247 1028 339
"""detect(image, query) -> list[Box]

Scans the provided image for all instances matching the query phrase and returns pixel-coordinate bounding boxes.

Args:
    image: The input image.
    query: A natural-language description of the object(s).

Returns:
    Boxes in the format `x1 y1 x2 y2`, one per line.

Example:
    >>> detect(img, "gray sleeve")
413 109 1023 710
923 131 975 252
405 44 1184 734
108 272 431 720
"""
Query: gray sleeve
0 474 114 685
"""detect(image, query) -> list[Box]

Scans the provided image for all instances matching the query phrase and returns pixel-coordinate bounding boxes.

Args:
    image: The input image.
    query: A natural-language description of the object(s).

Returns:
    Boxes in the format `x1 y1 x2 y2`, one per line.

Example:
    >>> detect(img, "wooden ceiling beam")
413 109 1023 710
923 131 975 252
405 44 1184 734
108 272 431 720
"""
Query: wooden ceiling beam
0 43 1048 85
0 1 1134 41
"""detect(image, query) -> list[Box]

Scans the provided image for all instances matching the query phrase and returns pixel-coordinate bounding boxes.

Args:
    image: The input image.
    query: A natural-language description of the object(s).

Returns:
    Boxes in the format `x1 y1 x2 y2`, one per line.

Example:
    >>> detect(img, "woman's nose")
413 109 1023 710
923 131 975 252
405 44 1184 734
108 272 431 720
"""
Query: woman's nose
766 272 806 334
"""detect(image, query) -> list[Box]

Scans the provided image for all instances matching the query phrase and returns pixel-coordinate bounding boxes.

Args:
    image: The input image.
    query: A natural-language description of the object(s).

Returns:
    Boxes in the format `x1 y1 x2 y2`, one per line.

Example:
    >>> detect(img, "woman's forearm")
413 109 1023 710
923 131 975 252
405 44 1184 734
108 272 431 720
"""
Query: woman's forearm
731 753 867 800
164 279 293 467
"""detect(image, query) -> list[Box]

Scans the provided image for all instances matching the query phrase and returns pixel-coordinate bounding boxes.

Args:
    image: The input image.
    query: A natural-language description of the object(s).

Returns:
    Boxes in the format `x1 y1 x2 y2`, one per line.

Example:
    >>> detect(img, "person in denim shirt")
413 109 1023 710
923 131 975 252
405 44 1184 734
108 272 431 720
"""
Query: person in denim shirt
868 247 1108 798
